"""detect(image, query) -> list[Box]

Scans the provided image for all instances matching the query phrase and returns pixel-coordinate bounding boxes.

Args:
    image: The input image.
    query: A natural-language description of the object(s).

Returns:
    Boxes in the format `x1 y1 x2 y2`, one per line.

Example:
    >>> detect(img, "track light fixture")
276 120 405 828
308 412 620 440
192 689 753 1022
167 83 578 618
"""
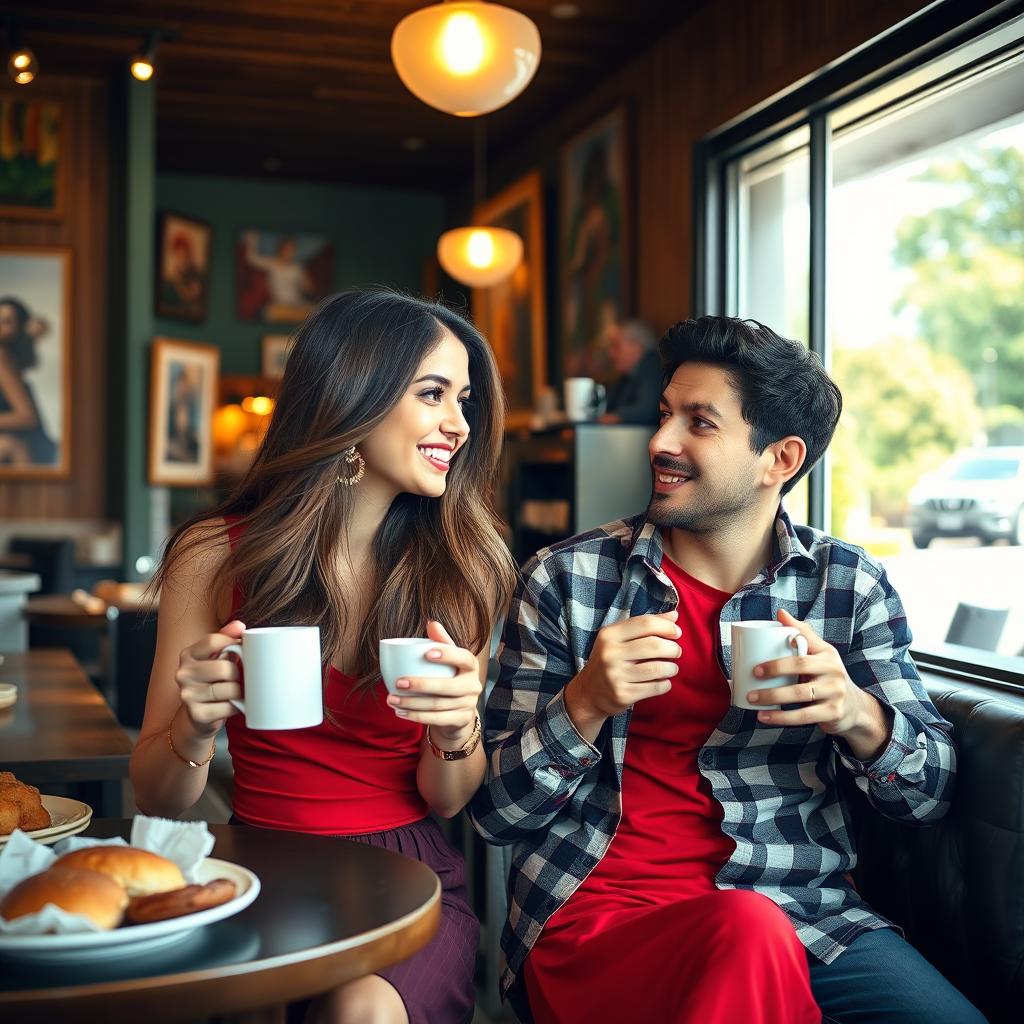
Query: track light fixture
130 30 161 81
6 26 38 86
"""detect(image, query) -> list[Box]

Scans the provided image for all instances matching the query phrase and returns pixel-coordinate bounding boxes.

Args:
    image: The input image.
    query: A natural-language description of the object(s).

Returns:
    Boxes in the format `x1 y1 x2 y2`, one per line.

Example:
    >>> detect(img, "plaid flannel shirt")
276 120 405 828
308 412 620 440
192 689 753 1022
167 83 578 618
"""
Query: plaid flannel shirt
469 510 957 1020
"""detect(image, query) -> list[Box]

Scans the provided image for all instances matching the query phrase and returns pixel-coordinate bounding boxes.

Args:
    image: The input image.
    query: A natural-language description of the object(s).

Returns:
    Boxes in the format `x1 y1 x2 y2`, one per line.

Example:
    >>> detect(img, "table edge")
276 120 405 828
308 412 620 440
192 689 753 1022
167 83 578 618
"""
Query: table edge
0 871 442 1006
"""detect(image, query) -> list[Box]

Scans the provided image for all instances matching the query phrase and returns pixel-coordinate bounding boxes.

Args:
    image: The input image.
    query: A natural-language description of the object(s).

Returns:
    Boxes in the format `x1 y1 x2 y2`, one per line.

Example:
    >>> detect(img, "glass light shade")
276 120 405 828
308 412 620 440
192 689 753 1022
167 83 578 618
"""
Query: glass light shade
391 2 541 117
7 48 38 86
437 226 523 287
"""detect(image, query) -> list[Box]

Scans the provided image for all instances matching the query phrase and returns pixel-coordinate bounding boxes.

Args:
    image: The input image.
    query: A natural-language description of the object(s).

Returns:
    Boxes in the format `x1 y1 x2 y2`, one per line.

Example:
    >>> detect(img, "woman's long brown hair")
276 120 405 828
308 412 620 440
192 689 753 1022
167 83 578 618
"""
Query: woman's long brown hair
155 288 517 689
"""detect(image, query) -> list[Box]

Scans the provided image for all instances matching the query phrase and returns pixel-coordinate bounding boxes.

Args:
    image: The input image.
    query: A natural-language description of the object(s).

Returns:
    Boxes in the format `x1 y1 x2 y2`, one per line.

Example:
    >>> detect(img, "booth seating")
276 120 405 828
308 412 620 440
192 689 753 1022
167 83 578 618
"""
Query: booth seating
849 675 1024 1024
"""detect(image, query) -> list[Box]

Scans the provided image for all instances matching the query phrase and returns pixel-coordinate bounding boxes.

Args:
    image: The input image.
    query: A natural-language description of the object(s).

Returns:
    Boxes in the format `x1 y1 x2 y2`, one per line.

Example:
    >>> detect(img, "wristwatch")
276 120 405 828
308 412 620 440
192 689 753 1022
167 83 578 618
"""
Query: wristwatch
427 714 482 761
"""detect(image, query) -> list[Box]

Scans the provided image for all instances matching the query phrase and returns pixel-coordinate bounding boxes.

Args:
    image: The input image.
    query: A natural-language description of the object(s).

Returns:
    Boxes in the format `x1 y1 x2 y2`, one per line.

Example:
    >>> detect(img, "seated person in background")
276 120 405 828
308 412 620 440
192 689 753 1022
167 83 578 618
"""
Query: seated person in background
131 288 517 1024
471 315 984 1024
597 318 663 425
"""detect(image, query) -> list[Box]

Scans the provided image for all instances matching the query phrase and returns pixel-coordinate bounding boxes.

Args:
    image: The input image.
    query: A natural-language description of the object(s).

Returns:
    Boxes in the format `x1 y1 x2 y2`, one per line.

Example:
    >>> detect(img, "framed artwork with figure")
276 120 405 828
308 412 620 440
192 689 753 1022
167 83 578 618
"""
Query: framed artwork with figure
0 96 66 220
236 231 334 323
148 338 219 486
559 104 630 380
0 246 71 479
155 212 212 322
472 170 547 429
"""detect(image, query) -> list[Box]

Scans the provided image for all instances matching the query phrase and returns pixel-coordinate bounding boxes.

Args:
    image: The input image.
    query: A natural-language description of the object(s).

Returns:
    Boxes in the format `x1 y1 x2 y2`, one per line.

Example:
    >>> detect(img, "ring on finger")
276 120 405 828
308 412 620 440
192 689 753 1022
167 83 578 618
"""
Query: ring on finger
809 684 816 701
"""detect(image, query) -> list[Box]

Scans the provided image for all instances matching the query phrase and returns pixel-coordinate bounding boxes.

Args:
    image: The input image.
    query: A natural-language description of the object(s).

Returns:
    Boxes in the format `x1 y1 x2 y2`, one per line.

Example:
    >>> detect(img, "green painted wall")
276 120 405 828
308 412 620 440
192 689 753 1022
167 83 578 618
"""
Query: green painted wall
153 174 445 375
107 74 157 581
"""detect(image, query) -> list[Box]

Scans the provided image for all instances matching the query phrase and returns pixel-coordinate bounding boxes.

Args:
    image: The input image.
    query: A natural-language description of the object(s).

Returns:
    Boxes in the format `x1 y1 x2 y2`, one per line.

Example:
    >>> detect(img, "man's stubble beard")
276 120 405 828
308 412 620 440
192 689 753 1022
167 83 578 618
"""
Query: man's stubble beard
645 476 761 535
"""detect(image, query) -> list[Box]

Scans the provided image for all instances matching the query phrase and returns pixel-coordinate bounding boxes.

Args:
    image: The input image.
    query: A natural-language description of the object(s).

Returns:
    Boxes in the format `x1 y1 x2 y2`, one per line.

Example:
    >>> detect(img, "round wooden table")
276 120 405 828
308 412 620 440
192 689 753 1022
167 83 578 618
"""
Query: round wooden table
0 821 441 1022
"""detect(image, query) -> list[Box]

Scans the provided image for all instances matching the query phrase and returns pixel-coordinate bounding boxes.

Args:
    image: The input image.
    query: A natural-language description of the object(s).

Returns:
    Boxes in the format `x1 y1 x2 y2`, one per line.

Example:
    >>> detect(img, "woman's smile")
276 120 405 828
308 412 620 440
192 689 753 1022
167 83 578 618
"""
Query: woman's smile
418 444 454 472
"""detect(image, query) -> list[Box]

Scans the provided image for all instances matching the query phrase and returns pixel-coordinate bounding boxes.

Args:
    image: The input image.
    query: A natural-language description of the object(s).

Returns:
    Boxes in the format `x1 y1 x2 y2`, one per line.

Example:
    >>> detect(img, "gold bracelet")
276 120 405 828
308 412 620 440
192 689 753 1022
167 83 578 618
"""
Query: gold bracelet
427 713 482 761
167 720 217 768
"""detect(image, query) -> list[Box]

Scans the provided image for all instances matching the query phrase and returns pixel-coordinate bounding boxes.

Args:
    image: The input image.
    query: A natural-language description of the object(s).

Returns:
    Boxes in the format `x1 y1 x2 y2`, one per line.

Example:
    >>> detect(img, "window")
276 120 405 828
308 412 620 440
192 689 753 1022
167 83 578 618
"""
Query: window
698 6 1024 675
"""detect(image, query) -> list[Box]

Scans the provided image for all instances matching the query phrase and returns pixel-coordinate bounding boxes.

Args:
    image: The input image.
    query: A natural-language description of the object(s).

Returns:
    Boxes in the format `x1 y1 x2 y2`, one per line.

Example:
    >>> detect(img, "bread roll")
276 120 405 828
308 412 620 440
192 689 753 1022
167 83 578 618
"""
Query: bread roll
0 867 128 930
54 846 186 898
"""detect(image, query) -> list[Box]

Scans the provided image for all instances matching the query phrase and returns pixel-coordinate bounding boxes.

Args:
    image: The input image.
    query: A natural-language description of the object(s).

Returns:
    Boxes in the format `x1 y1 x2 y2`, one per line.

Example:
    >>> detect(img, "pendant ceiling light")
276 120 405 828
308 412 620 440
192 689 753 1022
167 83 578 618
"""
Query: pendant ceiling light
391 2 541 117
437 122 523 288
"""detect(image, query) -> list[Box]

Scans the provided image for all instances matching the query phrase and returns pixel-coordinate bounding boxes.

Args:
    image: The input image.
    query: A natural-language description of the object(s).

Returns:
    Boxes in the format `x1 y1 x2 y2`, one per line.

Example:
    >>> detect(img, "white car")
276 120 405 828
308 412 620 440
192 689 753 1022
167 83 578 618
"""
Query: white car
907 446 1024 548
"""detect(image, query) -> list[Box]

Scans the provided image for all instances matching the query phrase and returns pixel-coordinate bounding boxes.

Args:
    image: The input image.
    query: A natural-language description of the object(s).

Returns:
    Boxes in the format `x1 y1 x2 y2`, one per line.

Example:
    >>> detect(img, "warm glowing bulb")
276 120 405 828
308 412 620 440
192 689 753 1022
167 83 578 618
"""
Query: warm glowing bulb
440 12 486 75
241 395 274 415
7 46 38 86
131 58 154 81
466 230 495 268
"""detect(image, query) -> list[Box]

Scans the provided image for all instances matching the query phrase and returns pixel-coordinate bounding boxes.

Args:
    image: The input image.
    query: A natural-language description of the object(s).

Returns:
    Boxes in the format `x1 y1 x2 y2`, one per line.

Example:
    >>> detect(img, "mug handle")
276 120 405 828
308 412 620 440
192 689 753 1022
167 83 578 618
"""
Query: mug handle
593 382 607 416
788 631 809 659
219 642 246 715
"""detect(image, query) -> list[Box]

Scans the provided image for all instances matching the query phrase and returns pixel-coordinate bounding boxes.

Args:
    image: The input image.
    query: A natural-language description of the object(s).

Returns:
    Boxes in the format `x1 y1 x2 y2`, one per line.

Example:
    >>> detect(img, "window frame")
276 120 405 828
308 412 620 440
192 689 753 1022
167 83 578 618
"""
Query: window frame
693 0 1024 683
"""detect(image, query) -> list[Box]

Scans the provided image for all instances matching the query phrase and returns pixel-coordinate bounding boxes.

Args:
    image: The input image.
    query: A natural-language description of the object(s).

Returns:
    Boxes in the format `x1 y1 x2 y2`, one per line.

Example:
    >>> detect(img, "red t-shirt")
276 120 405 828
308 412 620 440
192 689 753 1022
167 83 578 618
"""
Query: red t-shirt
535 552 735 937
223 524 427 835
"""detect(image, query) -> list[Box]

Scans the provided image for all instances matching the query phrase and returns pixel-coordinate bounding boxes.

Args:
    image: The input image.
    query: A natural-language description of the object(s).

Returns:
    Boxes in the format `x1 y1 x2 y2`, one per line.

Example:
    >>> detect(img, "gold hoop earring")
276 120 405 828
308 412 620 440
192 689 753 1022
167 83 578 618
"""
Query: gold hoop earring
337 446 365 486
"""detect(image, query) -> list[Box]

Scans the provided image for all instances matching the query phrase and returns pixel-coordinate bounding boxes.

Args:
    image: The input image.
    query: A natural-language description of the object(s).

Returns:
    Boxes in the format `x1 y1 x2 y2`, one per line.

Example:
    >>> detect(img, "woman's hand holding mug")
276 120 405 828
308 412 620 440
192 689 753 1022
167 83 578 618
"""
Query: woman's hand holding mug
382 621 481 748
174 620 247 736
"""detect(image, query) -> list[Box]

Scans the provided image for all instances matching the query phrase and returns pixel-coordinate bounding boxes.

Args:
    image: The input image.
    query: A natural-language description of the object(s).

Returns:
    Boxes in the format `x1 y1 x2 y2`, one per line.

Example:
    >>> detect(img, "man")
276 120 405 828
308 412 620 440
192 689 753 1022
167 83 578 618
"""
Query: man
598 318 663 424
471 317 984 1023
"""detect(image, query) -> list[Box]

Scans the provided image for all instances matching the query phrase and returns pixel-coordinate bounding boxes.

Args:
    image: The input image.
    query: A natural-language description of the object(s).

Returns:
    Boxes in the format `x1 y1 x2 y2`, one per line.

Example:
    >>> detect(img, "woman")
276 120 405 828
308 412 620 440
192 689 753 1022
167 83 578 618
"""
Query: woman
131 288 517 1024
0 297 58 466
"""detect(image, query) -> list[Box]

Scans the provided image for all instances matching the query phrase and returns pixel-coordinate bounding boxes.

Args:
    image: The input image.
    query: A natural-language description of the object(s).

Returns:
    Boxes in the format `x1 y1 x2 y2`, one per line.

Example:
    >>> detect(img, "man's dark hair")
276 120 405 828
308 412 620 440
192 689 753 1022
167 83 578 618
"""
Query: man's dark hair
658 316 842 496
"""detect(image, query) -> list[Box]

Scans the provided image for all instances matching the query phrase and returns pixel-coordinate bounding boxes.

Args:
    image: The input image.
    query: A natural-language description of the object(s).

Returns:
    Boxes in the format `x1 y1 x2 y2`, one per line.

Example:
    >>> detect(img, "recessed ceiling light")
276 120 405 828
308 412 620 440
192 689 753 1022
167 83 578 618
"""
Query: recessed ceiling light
551 3 580 18
402 137 425 152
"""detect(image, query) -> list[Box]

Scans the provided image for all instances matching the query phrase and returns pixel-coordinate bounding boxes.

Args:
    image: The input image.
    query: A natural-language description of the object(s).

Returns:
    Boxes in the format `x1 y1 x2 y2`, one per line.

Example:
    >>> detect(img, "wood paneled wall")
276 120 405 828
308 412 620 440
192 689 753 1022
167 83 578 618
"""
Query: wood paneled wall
482 0 928 340
0 75 108 520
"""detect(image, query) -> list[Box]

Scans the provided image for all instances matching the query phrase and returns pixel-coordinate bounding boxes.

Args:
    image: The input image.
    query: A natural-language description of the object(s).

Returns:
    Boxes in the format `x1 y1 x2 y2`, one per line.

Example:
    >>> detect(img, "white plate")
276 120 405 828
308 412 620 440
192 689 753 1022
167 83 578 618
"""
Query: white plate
0 856 260 962
0 683 16 710
0 796 93 849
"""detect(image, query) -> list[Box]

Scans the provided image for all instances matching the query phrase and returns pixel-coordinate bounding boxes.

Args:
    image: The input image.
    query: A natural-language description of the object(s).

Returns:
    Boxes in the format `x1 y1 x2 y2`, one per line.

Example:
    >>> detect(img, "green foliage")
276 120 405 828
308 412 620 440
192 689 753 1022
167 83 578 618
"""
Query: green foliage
893 146 1024 409
832 341 981 523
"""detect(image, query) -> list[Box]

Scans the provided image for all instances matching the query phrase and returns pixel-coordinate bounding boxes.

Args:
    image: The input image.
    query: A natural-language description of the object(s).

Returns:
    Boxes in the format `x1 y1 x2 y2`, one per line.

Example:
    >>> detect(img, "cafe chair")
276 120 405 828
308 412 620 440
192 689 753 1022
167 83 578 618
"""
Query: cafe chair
9 537 76 595
105 606 158 728
943 601 1009 652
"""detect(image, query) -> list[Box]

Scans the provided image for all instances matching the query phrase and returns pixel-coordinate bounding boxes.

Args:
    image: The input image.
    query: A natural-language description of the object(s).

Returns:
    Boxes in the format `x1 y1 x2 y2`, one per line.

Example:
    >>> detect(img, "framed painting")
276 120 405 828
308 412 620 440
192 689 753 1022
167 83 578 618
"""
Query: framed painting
261 333 292 380
236 231 334 323
148 338 219 486
0 247 71 478
0 97 65 220
559 105 630 378
155 212 212 322
472 170 547 428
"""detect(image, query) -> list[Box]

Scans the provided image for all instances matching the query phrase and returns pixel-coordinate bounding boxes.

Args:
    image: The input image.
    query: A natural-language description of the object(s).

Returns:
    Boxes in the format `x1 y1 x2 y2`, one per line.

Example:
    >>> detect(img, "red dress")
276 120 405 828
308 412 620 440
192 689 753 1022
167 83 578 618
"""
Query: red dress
224 520 428 835
226 664 429 834
523 556 821 1024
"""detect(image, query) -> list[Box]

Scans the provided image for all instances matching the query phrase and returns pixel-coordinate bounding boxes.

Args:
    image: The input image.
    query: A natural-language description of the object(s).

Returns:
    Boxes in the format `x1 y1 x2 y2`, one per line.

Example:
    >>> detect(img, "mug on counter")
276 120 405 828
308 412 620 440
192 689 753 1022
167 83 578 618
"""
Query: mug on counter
564 377 607 421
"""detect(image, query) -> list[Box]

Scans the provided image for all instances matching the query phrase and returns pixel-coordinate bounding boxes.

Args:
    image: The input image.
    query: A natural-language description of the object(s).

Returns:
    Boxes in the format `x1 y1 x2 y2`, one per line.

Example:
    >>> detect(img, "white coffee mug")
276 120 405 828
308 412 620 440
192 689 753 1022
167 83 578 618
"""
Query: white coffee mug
221 626 323 730
729 620 809 711
564 377 607 421
379 637 456 696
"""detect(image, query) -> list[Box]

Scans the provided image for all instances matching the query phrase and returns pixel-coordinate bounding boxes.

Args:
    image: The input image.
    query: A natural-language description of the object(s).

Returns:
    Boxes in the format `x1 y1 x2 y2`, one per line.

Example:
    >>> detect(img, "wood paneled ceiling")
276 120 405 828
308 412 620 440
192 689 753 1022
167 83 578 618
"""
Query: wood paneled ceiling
0 1 695 189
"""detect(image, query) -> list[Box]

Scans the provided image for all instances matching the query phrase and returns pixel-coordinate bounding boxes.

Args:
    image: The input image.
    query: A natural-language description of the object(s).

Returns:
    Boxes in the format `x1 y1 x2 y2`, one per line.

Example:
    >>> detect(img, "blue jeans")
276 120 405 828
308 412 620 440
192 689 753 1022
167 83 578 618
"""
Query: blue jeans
810 928 988 1023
